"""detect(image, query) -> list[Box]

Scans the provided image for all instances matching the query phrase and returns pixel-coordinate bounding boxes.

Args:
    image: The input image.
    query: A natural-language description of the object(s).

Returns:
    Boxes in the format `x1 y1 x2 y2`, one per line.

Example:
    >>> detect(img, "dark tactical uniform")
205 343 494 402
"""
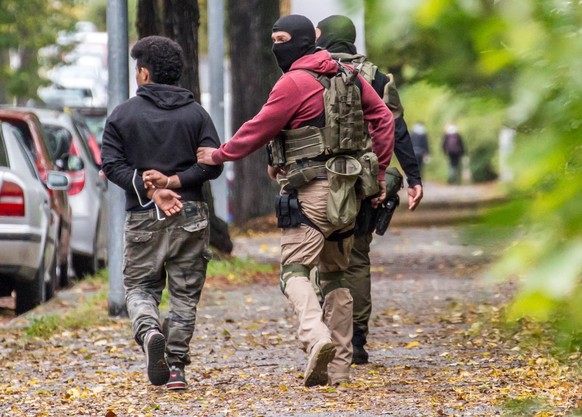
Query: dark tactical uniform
316 15 422 363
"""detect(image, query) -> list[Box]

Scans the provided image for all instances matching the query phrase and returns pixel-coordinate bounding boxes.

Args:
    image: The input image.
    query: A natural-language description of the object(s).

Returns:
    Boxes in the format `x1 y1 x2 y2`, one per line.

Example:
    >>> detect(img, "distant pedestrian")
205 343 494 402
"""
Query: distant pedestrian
410 122 430 177
442 123 465 184
101 35 223 390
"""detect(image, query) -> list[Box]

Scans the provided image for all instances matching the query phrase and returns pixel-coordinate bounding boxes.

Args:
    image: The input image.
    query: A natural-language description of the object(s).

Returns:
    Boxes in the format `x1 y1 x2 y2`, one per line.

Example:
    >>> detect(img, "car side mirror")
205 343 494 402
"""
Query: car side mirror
45 171 70 191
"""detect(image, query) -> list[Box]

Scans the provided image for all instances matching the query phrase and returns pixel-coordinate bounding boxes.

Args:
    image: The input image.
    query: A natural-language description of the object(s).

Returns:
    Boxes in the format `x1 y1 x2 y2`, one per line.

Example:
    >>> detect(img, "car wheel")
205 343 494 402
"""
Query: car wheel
15 257 46 315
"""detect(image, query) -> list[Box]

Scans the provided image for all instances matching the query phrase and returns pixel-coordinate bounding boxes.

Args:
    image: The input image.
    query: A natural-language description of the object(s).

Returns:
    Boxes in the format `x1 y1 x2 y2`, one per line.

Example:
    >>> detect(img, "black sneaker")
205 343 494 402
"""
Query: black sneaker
166 365 187 390
143 329 170 386
352 345 369 365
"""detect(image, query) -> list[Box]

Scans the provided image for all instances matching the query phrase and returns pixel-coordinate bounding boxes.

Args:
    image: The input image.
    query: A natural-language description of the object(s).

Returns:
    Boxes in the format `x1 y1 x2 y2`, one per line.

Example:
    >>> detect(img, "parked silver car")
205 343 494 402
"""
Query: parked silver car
33 108 108 277
0 108 75 287
0 121 70 314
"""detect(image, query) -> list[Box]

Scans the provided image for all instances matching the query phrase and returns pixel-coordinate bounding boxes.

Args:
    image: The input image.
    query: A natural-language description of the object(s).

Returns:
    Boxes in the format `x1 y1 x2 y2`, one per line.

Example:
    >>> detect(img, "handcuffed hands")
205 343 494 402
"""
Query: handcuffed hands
143 169 172 189
151 189 183 217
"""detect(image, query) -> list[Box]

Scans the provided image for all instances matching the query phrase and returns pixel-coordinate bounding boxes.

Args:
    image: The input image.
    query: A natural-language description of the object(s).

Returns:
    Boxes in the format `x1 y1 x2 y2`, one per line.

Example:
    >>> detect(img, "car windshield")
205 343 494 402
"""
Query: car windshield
43 124 73 161
1 119 37 161
83 115 106 144
0 126 7 167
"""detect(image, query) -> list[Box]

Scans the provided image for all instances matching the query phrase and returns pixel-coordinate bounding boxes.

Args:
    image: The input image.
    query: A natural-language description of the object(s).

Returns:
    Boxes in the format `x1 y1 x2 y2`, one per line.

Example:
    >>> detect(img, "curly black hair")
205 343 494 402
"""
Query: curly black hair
131 36 184 85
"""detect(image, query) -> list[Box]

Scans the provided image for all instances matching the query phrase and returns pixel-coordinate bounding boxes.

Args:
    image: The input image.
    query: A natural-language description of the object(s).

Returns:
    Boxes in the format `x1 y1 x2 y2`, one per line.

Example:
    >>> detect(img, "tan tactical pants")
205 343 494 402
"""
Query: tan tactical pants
280 179 354 384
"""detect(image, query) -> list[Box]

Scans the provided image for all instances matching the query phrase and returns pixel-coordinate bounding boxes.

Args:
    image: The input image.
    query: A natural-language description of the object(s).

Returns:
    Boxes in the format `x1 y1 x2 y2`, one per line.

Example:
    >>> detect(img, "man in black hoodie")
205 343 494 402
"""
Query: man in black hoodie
315 15 424 365
101 36 222 390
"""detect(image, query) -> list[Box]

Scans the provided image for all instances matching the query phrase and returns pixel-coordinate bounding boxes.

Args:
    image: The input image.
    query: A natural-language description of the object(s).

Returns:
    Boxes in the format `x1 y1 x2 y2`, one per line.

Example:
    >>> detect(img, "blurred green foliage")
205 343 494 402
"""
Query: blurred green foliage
0 0 210 104
0 0 78 102
363 0 582 350
80 0 137 41
82 0 208 51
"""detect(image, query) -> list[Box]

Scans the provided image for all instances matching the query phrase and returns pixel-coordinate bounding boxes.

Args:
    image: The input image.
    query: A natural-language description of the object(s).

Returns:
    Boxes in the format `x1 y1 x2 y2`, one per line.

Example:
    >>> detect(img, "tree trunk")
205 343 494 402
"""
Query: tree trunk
161 0 174 39
0 50 9 104
163 0 201 101
135 0 233 254
136 0 159 37
227 0 280 226
16 47 38 106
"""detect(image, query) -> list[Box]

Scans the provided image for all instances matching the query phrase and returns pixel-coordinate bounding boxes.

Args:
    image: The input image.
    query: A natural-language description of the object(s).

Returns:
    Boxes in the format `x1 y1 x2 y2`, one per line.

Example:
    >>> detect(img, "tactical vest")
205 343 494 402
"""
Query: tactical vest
268 64 366 189
333 53 378 85
332 53 404 119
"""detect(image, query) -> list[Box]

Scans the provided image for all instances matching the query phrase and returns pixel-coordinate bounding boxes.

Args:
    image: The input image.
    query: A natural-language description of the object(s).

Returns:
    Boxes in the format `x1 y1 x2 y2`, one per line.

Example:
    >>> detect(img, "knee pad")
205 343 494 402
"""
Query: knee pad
319 270 345 298
279 263 311 293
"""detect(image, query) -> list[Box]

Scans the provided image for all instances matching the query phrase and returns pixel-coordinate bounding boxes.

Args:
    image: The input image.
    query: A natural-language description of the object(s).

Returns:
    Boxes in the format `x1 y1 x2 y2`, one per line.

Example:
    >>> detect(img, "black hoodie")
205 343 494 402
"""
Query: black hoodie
102 83 223 210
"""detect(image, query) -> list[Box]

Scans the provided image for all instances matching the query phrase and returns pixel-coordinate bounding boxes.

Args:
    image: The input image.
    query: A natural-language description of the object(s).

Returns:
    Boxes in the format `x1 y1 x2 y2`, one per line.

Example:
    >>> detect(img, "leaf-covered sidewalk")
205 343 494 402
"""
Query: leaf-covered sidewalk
0 226 580 416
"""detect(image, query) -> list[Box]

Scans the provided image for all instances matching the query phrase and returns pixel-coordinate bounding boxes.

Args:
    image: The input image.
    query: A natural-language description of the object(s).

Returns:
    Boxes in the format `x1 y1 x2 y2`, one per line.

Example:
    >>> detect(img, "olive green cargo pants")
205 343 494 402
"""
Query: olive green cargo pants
123 201 210 369
343 231 374 349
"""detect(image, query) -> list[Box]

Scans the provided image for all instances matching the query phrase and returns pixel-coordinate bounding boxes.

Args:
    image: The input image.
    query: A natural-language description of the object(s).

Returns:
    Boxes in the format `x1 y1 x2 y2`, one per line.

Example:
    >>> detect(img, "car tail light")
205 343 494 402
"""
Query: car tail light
0 180 25 216
87 133 102 165
67 141 86 195
70 140 80 157
67 170 86 196
35 159 48 182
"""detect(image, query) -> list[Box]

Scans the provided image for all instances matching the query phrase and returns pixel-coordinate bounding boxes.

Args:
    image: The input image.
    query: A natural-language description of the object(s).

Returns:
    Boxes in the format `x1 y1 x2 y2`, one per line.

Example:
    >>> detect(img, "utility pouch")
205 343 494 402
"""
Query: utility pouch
385 167 404 198
357 152 379 198
287 161 324 189
325 155 362 227
275 192 303 228
267 139 286 167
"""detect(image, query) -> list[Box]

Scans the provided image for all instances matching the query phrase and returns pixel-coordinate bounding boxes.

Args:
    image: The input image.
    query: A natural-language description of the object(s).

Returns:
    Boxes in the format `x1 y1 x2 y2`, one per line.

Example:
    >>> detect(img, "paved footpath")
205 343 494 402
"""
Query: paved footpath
2 182 528 416
210 224 503 416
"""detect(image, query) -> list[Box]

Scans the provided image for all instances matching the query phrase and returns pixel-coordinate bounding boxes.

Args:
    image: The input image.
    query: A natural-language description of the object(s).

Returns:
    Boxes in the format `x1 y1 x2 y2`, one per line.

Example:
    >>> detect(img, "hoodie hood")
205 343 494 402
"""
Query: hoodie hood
288 50 339 76
137 83 195 109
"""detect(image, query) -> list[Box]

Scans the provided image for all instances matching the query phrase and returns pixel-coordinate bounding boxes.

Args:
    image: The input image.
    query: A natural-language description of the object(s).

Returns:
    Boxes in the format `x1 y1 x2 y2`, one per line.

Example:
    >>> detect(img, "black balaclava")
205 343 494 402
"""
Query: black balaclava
272 14 317 73
315 15 358 55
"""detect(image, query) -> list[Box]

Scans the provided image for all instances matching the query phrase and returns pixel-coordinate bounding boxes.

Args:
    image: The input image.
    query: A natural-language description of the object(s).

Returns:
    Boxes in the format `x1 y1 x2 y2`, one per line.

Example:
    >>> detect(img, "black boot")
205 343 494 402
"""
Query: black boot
352 345 369 364
351 332 369 365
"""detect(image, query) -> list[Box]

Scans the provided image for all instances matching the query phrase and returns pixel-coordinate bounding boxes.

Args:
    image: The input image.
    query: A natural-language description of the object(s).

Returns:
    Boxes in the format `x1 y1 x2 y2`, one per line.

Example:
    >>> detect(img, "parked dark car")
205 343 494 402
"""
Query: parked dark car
33 108 108 277
0 121 70 314
0 108 76 287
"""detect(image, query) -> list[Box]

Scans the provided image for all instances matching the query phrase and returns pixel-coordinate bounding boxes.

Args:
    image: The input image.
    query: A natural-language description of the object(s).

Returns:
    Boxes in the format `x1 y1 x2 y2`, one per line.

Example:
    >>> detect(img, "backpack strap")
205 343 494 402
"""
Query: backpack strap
296 69 331 89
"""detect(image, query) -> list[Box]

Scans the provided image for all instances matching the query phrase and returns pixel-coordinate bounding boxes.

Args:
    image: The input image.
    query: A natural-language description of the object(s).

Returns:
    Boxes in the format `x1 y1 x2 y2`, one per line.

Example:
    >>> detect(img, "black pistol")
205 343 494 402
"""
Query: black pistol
375 195 400 236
